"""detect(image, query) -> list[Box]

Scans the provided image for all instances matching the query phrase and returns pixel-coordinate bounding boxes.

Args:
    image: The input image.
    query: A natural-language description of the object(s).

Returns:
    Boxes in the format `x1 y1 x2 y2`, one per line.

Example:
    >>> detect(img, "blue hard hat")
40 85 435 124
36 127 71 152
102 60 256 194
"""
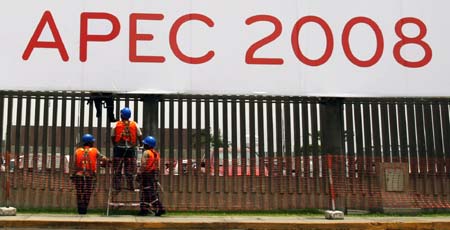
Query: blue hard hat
120 107 131 119
143 136 156 148
82 134 95 144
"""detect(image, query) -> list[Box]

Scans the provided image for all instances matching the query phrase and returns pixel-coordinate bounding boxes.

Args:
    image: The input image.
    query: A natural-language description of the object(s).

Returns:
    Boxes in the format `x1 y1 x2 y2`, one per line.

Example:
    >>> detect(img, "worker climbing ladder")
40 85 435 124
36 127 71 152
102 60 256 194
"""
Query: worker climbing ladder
106 164 163 216
106 160 140 216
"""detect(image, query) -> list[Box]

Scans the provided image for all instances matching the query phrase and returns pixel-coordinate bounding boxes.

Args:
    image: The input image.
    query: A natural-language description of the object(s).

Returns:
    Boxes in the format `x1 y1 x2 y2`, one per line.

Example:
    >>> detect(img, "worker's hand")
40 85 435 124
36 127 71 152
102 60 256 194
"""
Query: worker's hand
135 173 142 184
99 158 112 167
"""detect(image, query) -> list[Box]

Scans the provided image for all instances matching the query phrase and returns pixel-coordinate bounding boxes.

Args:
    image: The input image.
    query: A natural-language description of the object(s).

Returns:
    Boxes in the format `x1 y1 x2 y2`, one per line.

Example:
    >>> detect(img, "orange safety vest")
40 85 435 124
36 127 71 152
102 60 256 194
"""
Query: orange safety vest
114 120 138 145
144 149 160 172
75 147 99 175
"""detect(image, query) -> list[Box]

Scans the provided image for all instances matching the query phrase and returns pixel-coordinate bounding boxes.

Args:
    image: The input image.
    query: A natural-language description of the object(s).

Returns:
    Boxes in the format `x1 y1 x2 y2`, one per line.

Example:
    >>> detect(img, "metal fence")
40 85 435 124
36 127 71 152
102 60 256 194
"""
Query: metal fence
342 98 450 211
1 91 449 211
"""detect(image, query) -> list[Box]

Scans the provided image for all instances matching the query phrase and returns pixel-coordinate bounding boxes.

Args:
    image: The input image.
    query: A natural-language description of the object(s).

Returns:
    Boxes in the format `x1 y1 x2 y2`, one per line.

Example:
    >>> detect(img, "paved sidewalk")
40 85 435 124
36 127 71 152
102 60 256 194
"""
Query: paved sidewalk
1 213 450 230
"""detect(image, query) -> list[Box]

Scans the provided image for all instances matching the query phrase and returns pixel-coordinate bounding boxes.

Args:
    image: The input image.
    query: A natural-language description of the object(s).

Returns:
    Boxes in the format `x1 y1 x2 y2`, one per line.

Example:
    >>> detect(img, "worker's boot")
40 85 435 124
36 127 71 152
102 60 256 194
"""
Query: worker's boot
138 209 149 216
155 209 166 216
78 207 87 215
126 176 134 191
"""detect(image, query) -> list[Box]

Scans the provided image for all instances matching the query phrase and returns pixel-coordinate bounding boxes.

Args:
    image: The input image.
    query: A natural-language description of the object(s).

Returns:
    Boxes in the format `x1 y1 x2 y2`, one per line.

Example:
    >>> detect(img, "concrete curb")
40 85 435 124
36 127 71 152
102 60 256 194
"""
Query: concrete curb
1 215 450 230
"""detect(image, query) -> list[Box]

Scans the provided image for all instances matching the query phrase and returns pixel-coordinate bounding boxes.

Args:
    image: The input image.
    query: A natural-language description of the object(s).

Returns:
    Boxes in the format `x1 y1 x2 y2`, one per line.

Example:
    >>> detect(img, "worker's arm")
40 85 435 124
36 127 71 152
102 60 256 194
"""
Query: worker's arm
140 151 150 172
96 149 107 160
96 149 111 167
111 127 117 147
136 123 143 147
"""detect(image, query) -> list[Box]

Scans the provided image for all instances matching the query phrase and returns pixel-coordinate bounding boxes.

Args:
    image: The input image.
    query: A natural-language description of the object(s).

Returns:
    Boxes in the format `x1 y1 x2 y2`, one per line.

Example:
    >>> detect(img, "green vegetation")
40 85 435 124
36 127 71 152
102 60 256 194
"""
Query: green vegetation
16 208 450 217
169 209 323 216
17 208 322 216
358 209 450 217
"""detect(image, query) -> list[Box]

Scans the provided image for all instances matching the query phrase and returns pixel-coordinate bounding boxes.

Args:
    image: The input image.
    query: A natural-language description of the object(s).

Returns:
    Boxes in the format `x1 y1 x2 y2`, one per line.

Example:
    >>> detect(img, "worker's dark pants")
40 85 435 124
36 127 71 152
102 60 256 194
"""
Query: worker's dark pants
92 94 116 122
113 146 136 190
140 171 165 212
73 176 95 214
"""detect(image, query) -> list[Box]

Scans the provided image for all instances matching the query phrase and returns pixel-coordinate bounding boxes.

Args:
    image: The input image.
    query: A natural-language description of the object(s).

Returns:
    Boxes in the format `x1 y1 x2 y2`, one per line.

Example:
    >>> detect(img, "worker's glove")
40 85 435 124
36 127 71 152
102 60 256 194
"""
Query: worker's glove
135 173 143 186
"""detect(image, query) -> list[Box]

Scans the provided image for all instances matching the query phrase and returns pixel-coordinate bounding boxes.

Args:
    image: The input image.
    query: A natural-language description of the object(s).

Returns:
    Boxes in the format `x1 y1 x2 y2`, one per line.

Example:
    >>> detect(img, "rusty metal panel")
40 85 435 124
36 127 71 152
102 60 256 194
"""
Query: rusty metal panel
159 99 166 178
344 102 355 195
23 94 31 180
240 98 247 193
398 102 408 162
283 99 292 194
105 97 112 158
79 96 85 146
257 99 266 193
353 102 363 159
433 103 444 162
50 95 58 191
222 98 229 193
0 95 4 207
362 102 372 163
12 95 22 190
195 98 201 186
301 102 309 195
59 95 67 176
115 97 120 125
31 95 40 190
371 102 381 162
423 103 436 194
186 98 193 193
249 98 256 192
293 100 301 194
379 102 390 162
406 102 419 193
213 97 219 192
310 102 320 195
267 99 275 193
275 98 282 194
87 97 94 135
389 103 399 162
231 98 237 192
41 95 49 192
178 97 183 193
168 98 174 191
14 95 22 172
69 96 76 173
125 97 130 108
362 102 372 197
0 94 3 157
440 102 450 176
415 103 427 195
133 99 139 124
204 98 210 193
6 95 13 159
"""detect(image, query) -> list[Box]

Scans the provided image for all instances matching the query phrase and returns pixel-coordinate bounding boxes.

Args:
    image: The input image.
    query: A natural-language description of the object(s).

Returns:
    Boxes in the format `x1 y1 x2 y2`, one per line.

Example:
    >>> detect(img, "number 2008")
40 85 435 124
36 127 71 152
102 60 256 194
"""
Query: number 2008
246 15 432 68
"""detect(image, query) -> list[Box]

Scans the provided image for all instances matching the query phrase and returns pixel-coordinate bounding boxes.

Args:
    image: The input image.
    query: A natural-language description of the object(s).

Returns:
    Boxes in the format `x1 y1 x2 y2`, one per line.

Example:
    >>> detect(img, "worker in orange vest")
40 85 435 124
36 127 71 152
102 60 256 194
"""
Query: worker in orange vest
137 136 166 216
111 107 143 191
71 134 108 214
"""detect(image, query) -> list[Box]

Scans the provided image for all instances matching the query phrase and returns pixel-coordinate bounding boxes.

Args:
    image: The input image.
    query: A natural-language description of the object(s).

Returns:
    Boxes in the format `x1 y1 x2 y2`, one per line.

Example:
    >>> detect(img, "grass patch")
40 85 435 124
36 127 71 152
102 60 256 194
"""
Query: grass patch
17 208 323 216
18 208 78 214
16 208 450 217
169 209 323 216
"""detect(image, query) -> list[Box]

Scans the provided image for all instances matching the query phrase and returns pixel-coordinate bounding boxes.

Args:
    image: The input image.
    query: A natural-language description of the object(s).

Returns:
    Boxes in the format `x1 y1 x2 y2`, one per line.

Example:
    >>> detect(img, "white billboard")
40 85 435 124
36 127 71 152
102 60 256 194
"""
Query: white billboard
0 0 448 97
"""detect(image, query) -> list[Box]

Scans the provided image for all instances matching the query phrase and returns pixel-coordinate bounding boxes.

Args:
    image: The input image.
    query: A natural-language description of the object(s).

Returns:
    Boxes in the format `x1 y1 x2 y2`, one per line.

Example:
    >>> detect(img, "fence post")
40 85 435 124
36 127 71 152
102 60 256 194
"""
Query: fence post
319 98 345 212
142 95 161 140
0 154 5 206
